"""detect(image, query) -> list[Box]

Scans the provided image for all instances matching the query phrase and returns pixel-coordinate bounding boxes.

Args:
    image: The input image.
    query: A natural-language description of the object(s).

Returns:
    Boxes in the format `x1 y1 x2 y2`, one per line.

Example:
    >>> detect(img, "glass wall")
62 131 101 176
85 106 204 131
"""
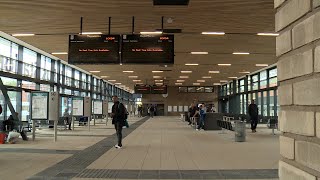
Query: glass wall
219 66 278 118
0 33 133 122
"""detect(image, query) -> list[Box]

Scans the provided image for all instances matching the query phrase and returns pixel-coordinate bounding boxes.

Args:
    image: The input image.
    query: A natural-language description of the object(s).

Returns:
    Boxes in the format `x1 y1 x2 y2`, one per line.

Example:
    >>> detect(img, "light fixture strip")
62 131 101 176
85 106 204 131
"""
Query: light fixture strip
12 33 35 37
201 32 225 35
257 33 279 36
233 52 250 55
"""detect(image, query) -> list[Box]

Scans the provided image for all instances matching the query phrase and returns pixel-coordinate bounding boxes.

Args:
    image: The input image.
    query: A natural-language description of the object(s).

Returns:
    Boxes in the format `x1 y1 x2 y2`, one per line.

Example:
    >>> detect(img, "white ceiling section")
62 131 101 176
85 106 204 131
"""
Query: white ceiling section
0 0 276 88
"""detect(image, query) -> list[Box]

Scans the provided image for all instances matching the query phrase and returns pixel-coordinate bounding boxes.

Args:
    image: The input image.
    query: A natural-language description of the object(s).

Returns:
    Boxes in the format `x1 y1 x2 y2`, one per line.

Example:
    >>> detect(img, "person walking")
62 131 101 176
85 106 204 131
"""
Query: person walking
248 100 259 133
149 106 155 118
188 103 198 125
63 108 72 130
111 95 126 149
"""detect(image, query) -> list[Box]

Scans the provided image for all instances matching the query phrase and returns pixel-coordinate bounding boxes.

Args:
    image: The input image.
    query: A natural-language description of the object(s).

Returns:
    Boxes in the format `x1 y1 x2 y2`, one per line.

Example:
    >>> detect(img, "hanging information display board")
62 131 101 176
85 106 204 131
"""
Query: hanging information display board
93 100 103 115
31 92 49 120
72 97 84 116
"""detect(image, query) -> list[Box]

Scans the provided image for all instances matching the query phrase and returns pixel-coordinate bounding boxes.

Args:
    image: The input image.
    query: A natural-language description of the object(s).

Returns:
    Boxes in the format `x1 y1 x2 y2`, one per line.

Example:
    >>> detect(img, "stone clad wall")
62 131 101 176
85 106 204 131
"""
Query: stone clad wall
275 0 320 179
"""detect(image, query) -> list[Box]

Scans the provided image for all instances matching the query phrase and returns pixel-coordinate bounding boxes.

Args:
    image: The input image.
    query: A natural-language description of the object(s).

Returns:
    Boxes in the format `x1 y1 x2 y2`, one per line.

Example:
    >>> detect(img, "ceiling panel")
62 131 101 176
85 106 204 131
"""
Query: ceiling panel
0 0 276 89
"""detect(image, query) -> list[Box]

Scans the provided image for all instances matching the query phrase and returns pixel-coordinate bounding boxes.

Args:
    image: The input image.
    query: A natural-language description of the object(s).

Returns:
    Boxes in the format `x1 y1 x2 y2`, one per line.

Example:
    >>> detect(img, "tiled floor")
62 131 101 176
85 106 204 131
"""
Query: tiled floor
0 116 280 180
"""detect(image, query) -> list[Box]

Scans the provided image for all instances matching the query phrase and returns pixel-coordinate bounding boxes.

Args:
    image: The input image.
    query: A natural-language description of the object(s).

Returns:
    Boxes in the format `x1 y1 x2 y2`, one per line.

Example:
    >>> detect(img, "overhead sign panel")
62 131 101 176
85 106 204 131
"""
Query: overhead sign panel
68 34 120 64
134 84 151 94
121 34 174 64
151 85 167 94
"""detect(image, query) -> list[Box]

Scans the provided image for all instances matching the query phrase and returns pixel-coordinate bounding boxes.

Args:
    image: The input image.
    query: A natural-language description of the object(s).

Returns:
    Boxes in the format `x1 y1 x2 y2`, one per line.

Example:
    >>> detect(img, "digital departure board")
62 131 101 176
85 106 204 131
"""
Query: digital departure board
121 34 174 64
134 85 151 94
151 85 167 94
68 35 120 64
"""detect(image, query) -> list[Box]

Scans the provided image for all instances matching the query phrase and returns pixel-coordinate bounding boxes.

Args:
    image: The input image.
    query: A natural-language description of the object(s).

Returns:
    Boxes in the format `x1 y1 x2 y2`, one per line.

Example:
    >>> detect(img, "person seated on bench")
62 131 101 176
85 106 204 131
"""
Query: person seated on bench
188 103 199 125
3 112 18 131
63 108 72 130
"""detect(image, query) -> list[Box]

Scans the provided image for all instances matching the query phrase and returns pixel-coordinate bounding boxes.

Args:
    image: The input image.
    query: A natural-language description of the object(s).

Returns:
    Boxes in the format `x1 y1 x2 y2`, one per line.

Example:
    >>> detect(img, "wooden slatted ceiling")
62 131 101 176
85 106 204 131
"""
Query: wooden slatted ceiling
0 0 275 88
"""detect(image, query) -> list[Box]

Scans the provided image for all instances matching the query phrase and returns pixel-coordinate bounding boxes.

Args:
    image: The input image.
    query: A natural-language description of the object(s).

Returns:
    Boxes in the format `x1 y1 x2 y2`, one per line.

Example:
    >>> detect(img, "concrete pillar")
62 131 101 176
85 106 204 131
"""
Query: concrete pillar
275 0 320 179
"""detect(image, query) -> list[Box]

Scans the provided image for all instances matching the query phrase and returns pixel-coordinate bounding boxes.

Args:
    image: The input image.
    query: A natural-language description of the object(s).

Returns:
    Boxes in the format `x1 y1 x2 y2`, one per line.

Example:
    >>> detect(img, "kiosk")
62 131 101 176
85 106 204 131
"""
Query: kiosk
92 100 103 125
31 92 59 142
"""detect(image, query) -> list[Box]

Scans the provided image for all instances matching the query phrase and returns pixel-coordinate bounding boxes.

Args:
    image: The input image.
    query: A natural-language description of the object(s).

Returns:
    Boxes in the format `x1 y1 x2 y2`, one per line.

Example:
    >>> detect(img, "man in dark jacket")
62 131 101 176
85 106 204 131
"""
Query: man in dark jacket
248 100 258 133
111 96 126 149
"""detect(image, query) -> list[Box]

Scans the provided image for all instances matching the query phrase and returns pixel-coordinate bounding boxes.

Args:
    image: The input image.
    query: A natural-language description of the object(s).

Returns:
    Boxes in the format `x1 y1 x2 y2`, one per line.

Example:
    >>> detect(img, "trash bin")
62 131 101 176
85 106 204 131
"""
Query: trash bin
235 121 246 142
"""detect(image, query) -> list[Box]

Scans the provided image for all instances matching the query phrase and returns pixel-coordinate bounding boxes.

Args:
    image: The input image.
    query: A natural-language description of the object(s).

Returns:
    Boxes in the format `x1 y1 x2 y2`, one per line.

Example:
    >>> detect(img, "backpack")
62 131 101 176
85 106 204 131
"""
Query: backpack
118 103 129 120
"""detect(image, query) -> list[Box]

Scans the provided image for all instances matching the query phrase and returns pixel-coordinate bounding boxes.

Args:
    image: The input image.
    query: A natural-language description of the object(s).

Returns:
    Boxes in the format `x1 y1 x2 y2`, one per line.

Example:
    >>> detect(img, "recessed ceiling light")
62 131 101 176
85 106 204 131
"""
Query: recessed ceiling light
152 71 163 73
257 33 279 36
218 64 231 66
175 83 183 85
202 76 212 79
228 77 238 79
213 83 221 85
101 76 109 78
233 52 250 55
81 32 103 35
133 80 141 82
197 80 205 82
177 80 185 82
201 32 225 35
115 83 122 85
89 71 100 73
190 52 208 55
220 80 228 83
129 76 138 78
155 83 163 85
108 80 116 82
209 71 220 73
120 63 123 65
12 33 35 37
185 63 199 66
239 71 250 74
153 76 162 79
52 52 68 55
123 71 134 73
155 80 163 82
193 83 201 85
136 83 143 85
180 76 189 78
256 64 269 67
181 71 192 73
140 31 163 34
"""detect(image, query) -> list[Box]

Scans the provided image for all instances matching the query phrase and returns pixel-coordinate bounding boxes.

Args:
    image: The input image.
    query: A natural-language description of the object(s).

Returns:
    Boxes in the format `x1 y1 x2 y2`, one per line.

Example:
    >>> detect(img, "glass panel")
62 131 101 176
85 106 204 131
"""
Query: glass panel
22 81 36 90
260 80 267 89
269 77 277 87
40 55 51 81
179 87 187 92
252 75 258 82
0 76 17 86
269 90 275 116
40 84 51 91
244 94 247 115
204 87 213 93
263 91 268 116
257 92 262 115
260 70 267 81
64 89 72 95
0 37 11 57
276 90 279 116
6 91 18 117
269 68 277 78
187 87 196 93
240 95 243 114
196 87 204 93
227 84 229 95
21 91 31 122
252 82 258 90
230 83 233 94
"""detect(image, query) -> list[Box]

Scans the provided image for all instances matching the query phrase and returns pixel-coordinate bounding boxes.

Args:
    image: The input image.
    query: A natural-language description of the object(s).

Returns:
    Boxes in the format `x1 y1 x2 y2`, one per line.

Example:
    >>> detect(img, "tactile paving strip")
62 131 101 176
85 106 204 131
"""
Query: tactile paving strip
28 117 149 180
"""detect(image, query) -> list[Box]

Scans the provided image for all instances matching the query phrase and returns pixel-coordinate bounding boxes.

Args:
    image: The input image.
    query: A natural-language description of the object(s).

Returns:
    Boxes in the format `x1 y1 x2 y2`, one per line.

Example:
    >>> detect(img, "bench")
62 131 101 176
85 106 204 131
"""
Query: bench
217 120 234 131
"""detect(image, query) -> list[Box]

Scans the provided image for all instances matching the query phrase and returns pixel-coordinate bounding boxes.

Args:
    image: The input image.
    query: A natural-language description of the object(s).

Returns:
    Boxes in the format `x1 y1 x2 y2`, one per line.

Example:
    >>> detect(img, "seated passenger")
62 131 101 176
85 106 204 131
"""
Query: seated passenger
3 112 18 131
